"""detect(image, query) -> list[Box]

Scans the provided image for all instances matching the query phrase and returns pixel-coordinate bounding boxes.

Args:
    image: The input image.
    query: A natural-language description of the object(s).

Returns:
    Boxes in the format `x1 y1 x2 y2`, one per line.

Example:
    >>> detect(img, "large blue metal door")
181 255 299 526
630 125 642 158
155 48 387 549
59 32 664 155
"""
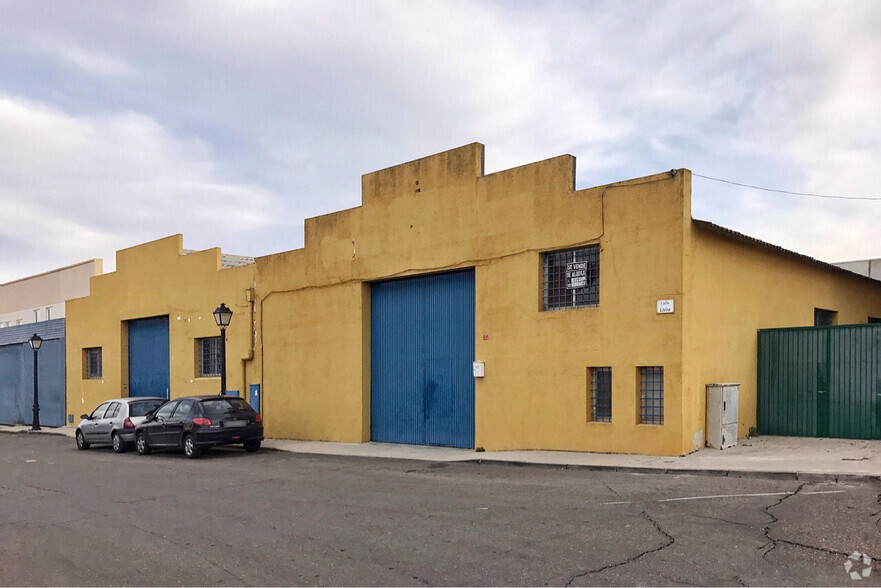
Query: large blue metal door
0 320 67 427
128 316 170 399
371 270 475 448
0 345 24 424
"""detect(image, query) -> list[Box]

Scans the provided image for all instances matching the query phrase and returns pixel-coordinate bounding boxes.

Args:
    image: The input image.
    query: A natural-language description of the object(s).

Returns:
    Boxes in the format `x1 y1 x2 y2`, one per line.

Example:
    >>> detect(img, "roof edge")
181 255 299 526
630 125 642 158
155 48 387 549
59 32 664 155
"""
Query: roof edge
691 219 879 284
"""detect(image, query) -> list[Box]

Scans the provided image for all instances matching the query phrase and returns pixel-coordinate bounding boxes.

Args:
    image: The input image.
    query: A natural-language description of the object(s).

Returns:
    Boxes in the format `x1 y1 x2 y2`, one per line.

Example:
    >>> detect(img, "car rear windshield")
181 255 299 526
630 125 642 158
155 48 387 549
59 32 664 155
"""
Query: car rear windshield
130 400 165 417
199 398 252 417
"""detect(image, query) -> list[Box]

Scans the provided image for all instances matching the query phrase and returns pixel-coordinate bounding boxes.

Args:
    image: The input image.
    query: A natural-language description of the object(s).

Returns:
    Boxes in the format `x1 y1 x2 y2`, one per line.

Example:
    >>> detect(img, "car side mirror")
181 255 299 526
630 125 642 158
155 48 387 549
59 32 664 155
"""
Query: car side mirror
80 414 90 420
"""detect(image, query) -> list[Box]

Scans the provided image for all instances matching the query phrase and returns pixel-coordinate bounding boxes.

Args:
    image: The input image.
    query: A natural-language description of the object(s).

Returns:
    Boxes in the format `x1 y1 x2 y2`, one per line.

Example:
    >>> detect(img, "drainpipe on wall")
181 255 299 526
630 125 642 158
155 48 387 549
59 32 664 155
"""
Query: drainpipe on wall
240 286 256 397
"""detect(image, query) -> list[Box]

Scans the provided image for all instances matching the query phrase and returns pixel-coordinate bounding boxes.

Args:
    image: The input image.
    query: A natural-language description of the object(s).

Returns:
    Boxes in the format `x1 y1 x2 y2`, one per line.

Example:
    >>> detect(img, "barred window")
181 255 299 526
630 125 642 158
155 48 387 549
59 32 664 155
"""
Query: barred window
198 337 222 377
84 347 102 379
814 308 837 326
543 246 599 311
639 366 664 425
588 367 612 422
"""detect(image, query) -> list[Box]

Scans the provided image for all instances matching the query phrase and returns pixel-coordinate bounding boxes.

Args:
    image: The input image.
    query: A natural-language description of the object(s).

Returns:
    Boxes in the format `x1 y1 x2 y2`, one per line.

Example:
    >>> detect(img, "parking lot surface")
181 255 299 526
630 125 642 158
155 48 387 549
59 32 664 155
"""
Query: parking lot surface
1 433 879 586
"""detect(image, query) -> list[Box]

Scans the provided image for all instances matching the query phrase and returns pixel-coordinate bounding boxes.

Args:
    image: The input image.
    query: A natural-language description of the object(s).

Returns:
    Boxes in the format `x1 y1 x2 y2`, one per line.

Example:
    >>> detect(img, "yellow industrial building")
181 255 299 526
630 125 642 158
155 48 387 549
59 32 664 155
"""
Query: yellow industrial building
65 143 881 456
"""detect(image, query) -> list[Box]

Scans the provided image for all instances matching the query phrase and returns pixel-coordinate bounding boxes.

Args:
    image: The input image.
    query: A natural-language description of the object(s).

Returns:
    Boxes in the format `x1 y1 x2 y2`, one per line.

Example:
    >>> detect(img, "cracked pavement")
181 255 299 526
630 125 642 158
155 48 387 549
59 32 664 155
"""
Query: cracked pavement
1 433 880 586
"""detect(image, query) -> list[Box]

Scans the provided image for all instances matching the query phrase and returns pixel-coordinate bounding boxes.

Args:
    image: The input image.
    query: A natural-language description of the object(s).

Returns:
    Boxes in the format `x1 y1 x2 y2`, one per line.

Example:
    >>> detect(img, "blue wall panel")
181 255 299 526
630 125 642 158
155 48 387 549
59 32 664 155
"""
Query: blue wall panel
28 339 66 427
371 270 475 448
128 316 170 398
371 278 421 445
249 384 261 413
0 345 24 425
0 333 66 427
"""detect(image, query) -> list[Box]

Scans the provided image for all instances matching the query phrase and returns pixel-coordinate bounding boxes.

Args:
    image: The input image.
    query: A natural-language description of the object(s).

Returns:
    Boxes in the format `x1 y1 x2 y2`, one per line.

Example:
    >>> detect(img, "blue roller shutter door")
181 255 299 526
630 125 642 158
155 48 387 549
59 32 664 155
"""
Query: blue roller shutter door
0 332 66 427
128 316 170 399
371 270 475 448
0 345 23 424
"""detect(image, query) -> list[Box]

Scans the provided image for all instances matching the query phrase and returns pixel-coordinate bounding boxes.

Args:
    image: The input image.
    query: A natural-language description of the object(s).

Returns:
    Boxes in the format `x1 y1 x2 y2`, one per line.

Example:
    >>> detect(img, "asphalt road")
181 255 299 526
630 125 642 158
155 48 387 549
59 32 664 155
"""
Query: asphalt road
1 433 879 587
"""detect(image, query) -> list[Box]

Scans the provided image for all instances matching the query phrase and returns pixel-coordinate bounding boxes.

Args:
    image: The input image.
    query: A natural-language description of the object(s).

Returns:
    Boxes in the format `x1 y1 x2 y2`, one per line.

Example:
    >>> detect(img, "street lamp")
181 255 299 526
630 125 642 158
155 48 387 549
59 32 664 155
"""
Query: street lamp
28 333 42 431
213 303 233 395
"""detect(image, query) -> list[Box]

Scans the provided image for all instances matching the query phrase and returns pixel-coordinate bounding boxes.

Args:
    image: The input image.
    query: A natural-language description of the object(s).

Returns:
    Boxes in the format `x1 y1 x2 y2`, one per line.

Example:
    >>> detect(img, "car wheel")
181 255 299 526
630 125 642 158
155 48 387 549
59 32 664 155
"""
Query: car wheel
75 430 90 450
111 432 127 453
243 440 261 453
183 434 201 459
136 432 151 455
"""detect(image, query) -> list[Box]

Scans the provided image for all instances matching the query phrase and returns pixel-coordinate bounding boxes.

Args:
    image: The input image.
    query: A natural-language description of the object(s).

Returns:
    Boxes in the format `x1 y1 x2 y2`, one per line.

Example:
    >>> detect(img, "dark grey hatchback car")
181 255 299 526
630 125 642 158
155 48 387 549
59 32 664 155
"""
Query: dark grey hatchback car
135 395 263 459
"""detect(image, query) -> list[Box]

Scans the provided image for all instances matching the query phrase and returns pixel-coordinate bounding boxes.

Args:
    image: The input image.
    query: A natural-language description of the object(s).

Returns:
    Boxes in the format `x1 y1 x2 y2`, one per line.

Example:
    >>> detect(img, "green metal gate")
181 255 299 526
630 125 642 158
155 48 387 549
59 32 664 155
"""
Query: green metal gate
758 324 881 439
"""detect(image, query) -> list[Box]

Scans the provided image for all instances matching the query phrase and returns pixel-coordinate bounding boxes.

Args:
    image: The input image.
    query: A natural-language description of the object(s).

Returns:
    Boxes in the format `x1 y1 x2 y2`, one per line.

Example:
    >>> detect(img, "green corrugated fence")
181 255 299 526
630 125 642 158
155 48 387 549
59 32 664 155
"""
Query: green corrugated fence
758 324 881 439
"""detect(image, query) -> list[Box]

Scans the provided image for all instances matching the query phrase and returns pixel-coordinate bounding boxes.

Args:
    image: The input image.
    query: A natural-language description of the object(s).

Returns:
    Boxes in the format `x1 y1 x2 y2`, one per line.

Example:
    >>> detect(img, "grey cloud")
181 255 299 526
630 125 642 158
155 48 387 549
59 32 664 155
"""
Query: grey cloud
0 0 880 281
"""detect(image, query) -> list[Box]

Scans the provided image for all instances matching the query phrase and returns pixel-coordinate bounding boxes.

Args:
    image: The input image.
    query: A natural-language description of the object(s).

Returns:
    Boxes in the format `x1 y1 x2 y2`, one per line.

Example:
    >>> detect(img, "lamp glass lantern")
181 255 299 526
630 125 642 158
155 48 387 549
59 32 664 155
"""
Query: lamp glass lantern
29 333 43 350
213 303 233 328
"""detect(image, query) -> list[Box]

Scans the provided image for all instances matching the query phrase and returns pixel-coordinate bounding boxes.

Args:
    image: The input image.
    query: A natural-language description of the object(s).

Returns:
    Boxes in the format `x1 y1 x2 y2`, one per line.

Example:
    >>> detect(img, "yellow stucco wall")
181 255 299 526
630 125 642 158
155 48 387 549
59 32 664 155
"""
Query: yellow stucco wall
64 143 881 456
259 282 370 441
680 224 881 450
256 144 694 454
65 235 256 419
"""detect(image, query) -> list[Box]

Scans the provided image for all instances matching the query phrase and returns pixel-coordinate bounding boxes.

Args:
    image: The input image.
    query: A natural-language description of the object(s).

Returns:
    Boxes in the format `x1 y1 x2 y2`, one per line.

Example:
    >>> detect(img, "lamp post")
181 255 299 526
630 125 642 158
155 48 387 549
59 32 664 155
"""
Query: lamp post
213 303 233 395
28 333 42 431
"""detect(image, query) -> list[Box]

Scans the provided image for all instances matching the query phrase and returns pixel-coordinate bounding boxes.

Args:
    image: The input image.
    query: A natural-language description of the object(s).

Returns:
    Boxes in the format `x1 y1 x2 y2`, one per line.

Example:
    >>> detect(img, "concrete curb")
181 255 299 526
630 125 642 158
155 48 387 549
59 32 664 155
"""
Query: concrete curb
0 427 71 436
462 459 880 483
267 450 881 484
4 427 880 484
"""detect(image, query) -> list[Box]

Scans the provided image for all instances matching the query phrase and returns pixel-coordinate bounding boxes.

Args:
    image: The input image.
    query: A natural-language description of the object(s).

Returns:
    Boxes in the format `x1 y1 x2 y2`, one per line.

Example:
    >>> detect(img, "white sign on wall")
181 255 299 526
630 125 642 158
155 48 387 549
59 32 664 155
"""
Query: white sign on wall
566 262 587 289
657 299 675 314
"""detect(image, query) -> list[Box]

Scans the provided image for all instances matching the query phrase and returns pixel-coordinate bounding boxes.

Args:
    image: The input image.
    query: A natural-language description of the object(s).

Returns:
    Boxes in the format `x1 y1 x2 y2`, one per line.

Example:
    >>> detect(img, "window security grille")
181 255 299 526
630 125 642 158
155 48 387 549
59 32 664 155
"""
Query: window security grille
814 308 836 326
199 337 222 377
589 367 612 422
85 347 102 379
543 246 599 311
640 366 664 425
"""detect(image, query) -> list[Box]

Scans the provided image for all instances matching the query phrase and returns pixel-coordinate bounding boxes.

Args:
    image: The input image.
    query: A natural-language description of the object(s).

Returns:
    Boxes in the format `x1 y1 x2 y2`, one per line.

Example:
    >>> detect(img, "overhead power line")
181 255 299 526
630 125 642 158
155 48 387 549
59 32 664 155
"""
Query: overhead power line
692 172 881 201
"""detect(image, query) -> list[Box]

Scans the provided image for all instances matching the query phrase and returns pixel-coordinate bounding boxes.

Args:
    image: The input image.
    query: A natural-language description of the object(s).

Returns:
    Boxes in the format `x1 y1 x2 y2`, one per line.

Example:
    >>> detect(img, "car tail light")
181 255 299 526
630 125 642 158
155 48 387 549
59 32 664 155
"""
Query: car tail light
255 414 262 423
123 418 135 429
192 417 211 426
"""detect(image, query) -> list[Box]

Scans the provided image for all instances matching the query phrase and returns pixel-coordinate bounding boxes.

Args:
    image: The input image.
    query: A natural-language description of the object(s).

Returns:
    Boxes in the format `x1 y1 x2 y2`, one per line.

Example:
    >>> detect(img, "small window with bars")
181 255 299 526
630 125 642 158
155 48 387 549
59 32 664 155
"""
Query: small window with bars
814 308 837 326
84 347 102 379
543 246 599 311
639 366 664 425
587 367 612 422
198 337 222 378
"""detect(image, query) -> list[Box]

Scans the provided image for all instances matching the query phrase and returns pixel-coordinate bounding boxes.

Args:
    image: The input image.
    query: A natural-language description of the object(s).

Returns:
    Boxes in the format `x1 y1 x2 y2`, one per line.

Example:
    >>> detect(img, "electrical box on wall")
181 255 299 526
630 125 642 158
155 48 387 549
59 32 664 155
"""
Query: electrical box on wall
473 361 485 378
707 383 739 449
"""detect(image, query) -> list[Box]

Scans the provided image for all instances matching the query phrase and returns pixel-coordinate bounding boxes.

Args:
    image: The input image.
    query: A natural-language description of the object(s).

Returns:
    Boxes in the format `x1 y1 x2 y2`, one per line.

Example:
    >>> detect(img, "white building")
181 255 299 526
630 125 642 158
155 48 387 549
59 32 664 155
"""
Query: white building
0 259 102 328
834 258 881 281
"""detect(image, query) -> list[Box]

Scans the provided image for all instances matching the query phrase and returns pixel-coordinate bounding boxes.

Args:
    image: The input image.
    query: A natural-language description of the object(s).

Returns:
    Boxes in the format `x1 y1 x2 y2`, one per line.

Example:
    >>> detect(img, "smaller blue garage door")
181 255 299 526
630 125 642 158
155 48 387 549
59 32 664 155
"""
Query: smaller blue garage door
371 270 475 448
129 316 170 399
0 327 66 427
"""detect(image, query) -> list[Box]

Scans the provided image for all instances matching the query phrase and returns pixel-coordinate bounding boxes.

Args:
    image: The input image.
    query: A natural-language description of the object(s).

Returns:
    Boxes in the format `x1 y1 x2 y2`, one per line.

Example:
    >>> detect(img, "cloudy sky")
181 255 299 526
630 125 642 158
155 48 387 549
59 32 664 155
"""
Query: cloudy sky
2 0 880 283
